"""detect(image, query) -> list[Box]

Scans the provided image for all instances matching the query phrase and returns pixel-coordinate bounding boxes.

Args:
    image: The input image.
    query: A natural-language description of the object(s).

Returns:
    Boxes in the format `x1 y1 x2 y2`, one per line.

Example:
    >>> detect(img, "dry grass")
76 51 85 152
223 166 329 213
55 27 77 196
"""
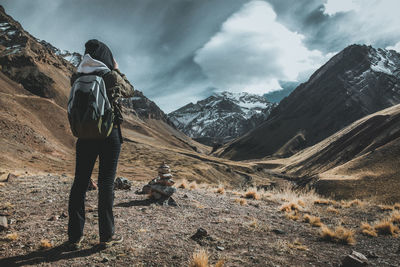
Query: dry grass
3 233 18 241
39 239 52 249
390 211 400 224
189 182 198 190
379 205 395 211
269 184 319 208
216 187 225 194
235 198 247 206
342 199 364 208
394 203 400 210
320 226 356 245
297 199 305 207
313 199 333 206
189 249 209 267
374 219 399 236
231 191 242 196
280 202 301 213
286 211 301 221
215 259 225 267
243 189 260 200
361 222 378 237
303 214 323 227
327 206 339 214
248 218 258 229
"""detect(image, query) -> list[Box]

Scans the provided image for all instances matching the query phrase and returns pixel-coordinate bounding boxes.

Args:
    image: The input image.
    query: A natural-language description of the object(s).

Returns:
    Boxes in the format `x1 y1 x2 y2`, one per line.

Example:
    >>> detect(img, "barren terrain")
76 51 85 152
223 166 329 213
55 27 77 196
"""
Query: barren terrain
1 174 399 266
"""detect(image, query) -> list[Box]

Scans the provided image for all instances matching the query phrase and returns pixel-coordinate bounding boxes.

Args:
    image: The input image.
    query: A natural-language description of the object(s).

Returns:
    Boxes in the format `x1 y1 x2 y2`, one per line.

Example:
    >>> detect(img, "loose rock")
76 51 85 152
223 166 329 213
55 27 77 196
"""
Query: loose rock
114 177 132 190
341 251 368 267
0 216 8 231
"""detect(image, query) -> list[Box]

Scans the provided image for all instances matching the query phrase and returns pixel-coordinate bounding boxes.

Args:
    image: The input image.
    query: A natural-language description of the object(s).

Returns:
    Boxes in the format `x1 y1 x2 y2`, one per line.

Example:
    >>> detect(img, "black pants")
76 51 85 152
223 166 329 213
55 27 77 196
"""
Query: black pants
68 127 121 242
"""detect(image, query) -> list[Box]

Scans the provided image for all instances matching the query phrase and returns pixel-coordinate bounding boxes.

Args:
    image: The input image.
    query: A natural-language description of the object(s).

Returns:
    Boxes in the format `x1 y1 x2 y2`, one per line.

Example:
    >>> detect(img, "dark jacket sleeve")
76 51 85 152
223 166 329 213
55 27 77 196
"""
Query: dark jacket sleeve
103 69 134 98
70 72 80 86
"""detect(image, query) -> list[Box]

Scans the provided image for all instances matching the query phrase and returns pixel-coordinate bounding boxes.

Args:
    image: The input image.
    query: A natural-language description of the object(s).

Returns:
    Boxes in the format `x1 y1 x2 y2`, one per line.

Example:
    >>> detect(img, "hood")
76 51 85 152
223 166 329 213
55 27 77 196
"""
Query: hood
77 54 110 74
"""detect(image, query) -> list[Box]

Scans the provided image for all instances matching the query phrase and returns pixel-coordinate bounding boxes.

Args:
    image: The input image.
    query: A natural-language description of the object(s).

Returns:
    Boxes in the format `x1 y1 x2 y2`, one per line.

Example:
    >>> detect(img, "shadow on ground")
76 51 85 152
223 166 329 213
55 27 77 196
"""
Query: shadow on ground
0 244 104 266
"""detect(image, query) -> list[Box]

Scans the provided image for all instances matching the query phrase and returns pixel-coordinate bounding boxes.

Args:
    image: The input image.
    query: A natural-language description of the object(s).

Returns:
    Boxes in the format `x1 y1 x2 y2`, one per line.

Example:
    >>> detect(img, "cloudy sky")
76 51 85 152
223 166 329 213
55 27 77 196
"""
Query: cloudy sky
3 0 400 112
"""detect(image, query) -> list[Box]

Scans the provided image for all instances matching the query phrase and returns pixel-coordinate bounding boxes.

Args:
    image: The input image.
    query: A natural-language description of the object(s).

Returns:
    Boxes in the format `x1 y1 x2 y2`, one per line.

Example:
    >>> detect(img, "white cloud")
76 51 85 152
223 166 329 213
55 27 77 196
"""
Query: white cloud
194 1 328 94
323 0 359 16
387 41 400 53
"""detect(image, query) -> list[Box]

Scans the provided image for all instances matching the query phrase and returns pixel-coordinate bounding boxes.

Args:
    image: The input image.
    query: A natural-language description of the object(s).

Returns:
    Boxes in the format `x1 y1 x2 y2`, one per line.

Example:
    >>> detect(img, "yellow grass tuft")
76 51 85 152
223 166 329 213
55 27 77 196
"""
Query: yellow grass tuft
314 199 331 205
243 189 260 200
215 259 225 267
394 203 400 210
297 200 305 207
379 205 394 211
216 187 225 194
320 226 356 245
235 198 247 206
189 249 209 267
303 214 323 227
39 239 52 249
374 219 399 236
4 233 18 241
232 191 242 196
286 211 301 221
390 211 400 224
343 199 363 208
361 222 377 237
280 202 301 213
327 206 339 214
248 218 258 229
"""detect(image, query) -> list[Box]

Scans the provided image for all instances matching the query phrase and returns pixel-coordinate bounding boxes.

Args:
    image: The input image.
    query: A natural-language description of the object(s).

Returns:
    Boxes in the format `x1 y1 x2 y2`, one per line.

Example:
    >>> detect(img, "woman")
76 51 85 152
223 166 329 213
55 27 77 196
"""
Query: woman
67 39 134 249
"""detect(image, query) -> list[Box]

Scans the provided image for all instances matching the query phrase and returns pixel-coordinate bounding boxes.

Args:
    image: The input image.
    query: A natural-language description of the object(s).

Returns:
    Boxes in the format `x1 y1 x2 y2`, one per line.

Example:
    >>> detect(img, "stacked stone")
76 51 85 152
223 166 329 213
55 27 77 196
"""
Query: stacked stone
143 162 177 201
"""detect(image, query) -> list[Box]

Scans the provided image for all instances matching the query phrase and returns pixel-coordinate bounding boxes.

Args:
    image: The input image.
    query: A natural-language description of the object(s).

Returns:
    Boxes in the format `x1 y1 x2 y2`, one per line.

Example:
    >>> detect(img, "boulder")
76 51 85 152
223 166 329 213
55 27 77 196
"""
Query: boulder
341 251 368 267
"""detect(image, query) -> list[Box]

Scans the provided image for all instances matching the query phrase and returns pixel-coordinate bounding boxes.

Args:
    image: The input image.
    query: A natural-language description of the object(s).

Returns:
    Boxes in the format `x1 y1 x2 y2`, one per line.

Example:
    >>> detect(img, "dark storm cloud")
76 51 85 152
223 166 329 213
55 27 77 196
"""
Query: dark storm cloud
2 0 248 111
2 0 400 111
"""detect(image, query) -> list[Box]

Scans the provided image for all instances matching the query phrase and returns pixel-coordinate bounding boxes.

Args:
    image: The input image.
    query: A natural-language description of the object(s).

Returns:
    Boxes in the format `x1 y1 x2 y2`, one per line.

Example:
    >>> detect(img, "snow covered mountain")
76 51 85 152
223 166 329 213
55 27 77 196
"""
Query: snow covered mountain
217 44 400 160
39 39 82 67
168 91 276 145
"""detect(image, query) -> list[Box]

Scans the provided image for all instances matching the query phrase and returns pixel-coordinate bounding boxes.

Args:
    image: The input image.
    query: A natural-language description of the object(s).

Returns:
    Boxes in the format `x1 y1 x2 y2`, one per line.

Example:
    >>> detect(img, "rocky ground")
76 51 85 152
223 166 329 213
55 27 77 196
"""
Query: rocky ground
0 174 399 267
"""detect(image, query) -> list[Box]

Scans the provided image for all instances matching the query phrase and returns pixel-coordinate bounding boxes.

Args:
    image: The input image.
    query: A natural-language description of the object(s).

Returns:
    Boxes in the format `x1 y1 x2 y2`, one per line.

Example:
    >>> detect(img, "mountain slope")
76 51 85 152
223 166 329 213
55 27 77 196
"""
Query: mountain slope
169 91 276 145
0 6 271 187
217 44 400 160
280 104 400 203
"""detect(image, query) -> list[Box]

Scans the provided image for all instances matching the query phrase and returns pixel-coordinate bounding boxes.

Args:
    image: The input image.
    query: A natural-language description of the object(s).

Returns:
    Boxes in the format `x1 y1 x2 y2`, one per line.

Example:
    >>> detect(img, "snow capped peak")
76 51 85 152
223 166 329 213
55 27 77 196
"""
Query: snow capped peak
369 48 400 76
168 91 276 145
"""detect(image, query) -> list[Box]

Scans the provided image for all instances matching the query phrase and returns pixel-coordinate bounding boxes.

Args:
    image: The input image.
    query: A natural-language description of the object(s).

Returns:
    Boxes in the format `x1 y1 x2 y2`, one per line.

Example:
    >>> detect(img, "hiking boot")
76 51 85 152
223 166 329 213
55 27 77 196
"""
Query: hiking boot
65 236 84 250
100 235 123 248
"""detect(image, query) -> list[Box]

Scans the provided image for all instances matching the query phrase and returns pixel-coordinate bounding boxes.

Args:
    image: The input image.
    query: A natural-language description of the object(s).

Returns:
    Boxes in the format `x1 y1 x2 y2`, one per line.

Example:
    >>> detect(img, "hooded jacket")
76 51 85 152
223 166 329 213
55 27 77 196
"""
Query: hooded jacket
71 53 134 125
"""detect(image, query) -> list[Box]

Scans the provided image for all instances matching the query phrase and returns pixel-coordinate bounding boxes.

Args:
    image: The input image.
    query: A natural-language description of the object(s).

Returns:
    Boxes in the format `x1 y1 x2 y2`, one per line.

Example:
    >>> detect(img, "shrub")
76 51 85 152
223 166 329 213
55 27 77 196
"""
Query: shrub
320 226 356 245
286 211 301 221
303 214 323 227
235 198 247 206
374 219 399 236
360 222 377 237
243 189 260 200
189 249 209 267
391 211 400 224
327 207 339 214
280 202 300 213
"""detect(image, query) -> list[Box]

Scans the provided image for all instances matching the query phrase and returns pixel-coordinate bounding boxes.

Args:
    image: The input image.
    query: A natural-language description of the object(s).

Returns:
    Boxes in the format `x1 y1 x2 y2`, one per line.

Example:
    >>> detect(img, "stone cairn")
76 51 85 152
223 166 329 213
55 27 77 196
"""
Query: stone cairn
141 162 177 205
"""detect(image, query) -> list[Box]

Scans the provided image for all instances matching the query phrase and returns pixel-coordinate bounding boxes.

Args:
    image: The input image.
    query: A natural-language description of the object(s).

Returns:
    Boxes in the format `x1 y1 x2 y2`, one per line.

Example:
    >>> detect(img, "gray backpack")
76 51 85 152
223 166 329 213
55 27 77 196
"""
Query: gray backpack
67 74 114 139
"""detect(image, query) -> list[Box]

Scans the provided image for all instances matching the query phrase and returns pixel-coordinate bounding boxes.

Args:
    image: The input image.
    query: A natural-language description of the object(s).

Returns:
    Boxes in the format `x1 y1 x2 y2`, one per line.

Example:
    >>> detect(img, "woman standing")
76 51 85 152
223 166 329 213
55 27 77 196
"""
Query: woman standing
67 39 134 249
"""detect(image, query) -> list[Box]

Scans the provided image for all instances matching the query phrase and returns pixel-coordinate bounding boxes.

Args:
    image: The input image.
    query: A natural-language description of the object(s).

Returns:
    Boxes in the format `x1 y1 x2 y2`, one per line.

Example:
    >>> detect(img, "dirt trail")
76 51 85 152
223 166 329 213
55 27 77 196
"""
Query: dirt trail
0 174 399 266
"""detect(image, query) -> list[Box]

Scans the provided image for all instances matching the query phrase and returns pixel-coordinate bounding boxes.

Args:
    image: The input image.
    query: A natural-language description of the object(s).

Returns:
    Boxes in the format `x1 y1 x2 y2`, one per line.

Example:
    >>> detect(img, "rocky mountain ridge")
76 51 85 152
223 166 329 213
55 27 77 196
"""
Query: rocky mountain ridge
169 91 276 145
217 44 400 160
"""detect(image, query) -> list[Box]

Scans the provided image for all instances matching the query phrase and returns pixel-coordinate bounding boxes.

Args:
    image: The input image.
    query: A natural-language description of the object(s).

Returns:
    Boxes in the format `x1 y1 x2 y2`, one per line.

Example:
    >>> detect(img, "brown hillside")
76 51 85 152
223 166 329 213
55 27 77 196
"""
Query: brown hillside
281 104 400 203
